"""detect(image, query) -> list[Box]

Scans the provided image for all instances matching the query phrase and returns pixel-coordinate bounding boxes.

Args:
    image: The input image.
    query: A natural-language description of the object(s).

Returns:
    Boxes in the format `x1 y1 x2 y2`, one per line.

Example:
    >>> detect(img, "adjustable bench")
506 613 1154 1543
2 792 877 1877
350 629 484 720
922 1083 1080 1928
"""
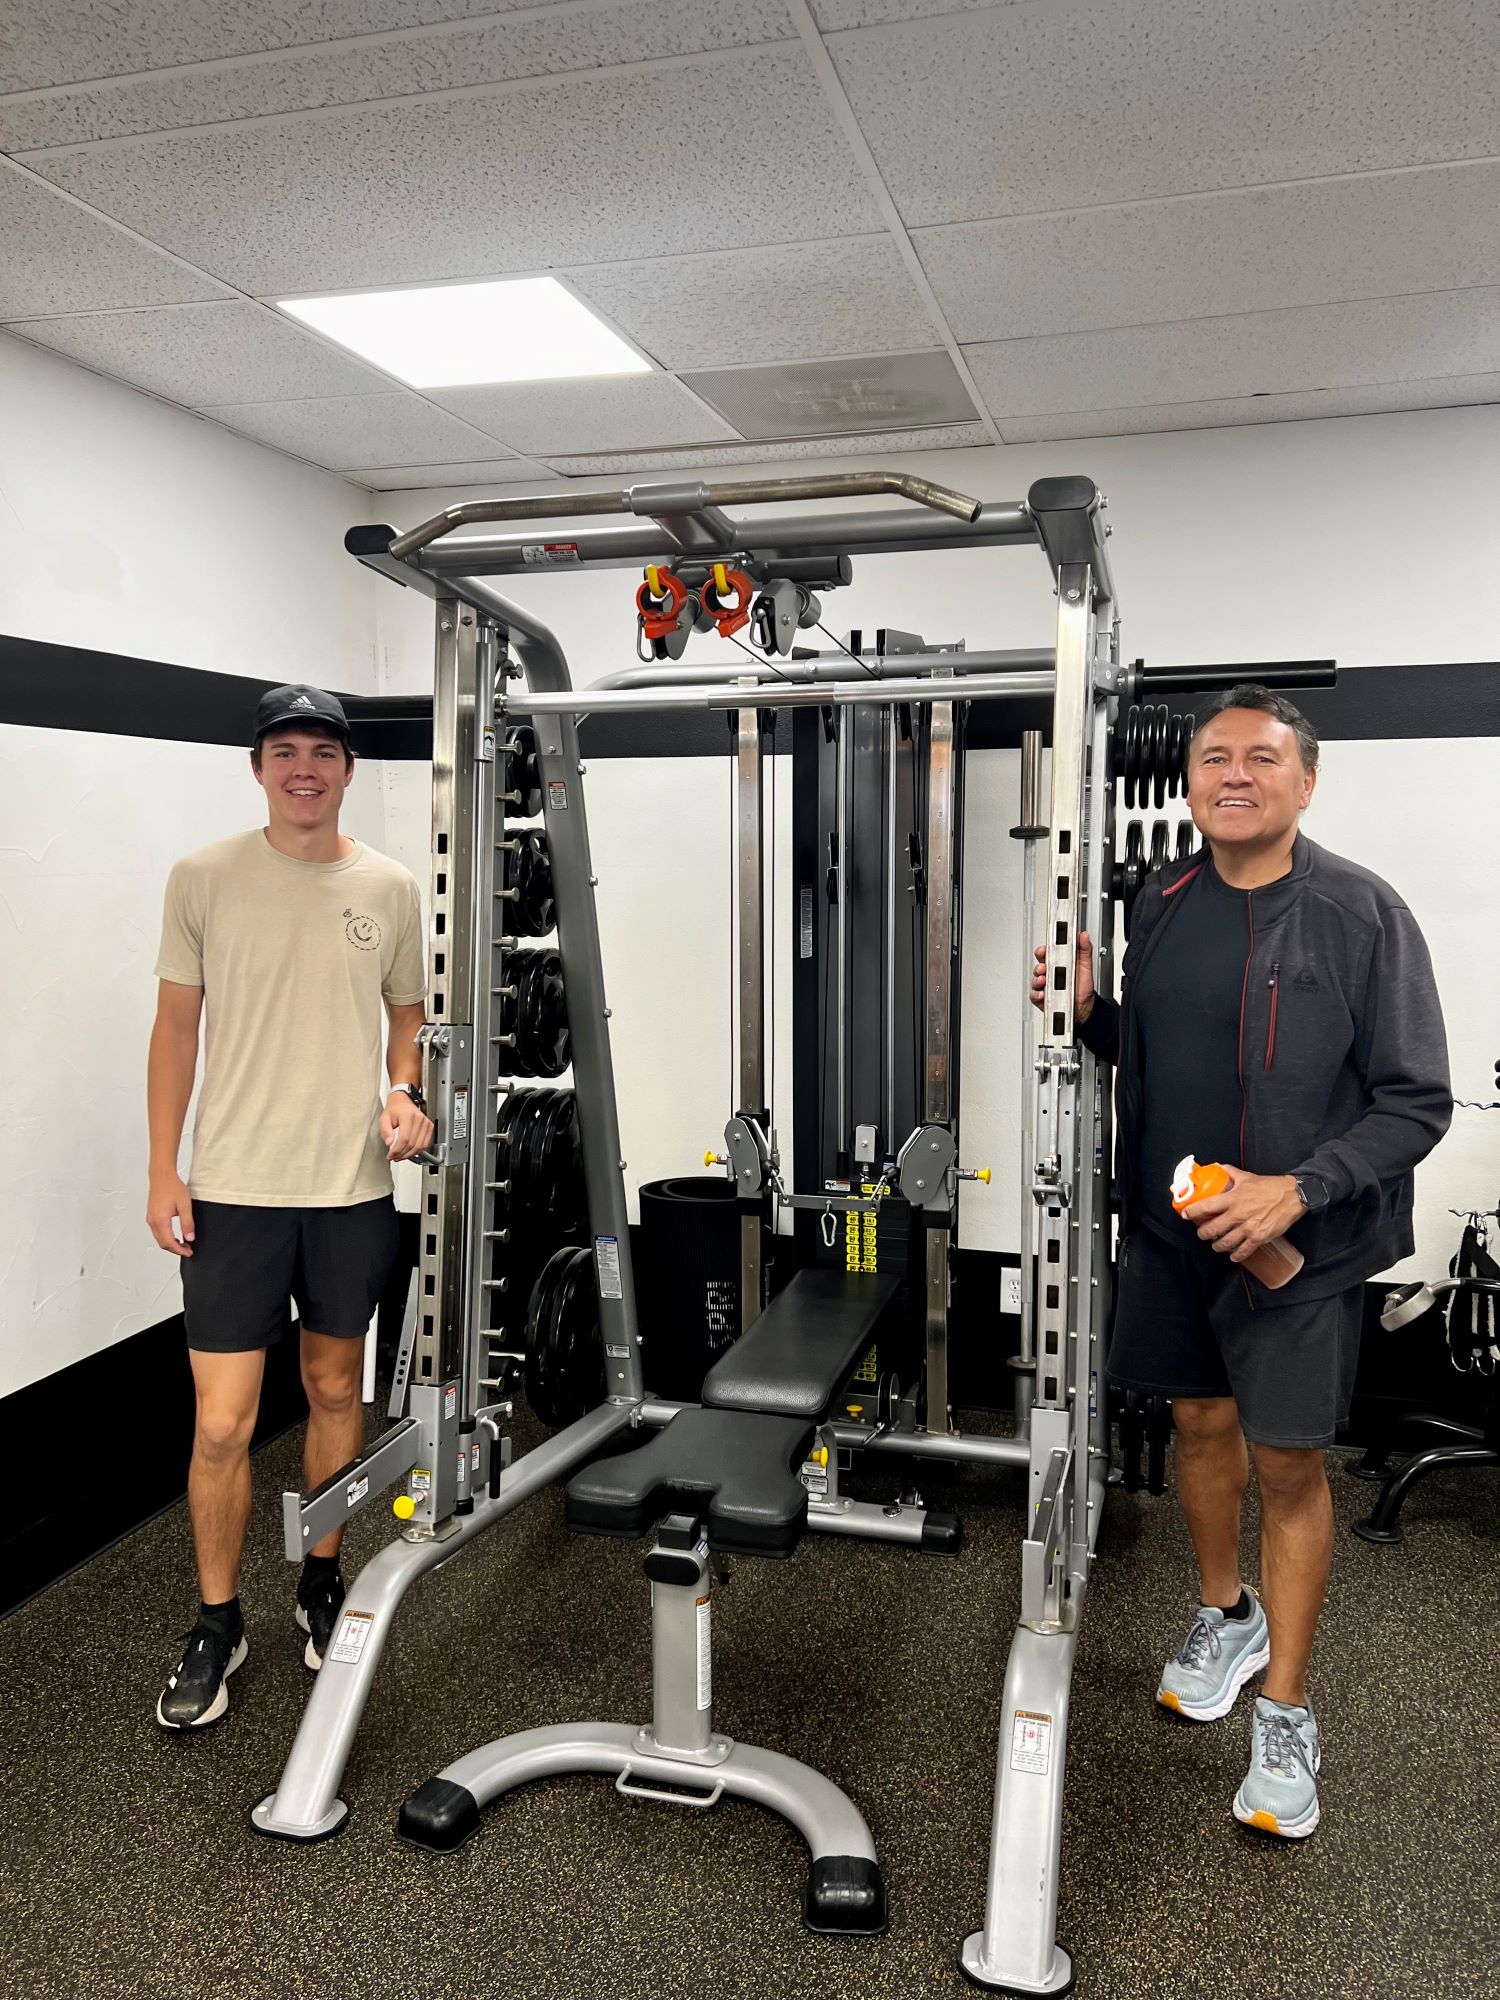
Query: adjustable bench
399 1269 901 1936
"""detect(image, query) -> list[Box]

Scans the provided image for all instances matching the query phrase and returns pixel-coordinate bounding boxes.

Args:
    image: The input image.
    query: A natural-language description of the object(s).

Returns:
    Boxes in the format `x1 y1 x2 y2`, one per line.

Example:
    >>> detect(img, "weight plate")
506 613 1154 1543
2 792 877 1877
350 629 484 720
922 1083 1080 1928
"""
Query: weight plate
526 951 571 1077
1122 704 1141 810
1175 819 1195 862
1150 706 1169 810
1178 714 1195 793
1137 705 1157 812
1149 819 1169 874
513 829 555 937
1166 714 1184 799
505 725 543 818
524 1246 573 1427
549 1248 604 1426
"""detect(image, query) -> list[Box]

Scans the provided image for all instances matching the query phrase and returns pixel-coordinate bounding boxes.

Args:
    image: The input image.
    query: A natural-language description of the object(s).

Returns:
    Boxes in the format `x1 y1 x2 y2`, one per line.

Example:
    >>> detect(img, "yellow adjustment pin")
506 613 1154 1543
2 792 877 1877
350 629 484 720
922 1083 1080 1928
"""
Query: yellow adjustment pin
713 562 729 597
811 1447 829 1468
646 564 664 597
393 1494 416 1520
974 1168 991 1183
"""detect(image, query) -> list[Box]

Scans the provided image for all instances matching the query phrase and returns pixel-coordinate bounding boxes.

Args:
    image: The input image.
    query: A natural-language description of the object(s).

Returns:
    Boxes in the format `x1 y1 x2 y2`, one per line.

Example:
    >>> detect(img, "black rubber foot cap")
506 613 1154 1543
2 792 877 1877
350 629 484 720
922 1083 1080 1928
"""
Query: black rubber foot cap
1350 1518 1403 1546
804 1854 888 1936
397 1778 481 1852
921 1511 964 1557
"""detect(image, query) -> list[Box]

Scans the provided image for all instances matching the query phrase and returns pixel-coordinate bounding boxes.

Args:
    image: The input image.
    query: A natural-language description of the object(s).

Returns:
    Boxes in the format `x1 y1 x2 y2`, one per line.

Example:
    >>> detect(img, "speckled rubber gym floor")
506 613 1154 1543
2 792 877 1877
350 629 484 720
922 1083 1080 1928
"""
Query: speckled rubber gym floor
2 1412 1496 2000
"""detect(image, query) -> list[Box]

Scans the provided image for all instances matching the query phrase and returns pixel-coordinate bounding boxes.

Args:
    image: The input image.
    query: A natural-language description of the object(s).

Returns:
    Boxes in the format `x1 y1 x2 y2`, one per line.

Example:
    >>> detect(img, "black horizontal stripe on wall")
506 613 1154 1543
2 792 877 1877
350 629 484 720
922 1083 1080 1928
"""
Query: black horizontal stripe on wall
4 633 1497 760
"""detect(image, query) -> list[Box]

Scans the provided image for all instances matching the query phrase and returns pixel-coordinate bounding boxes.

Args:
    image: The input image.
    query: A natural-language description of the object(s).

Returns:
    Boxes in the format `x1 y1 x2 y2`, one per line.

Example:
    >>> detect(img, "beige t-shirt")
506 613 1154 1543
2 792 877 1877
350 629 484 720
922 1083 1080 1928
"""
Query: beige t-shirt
155 830 426 1207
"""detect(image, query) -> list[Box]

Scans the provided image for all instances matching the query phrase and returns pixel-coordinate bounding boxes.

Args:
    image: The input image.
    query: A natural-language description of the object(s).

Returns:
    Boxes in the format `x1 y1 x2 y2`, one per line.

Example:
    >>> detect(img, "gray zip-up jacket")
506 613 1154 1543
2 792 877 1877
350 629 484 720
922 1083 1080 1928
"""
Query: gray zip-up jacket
1078 833 1452 1303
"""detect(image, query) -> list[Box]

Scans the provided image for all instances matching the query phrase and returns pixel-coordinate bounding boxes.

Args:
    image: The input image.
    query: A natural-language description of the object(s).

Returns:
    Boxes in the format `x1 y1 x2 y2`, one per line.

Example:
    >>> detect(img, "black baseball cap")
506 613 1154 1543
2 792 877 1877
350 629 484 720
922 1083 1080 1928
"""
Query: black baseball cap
253 683 350 745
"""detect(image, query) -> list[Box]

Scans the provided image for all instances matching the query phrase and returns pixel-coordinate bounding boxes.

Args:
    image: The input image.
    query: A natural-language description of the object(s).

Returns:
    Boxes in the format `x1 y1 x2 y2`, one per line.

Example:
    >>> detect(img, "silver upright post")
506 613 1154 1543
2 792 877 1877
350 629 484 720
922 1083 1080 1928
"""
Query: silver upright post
735 693 766 1329
1013 728 1044 1432
923 683 958 1434
963 567 1101 1996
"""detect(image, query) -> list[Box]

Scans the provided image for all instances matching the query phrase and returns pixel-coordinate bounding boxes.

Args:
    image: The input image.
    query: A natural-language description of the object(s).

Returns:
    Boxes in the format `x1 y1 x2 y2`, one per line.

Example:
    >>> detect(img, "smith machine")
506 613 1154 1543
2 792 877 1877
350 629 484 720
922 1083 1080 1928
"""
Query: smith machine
253 472 1332 1995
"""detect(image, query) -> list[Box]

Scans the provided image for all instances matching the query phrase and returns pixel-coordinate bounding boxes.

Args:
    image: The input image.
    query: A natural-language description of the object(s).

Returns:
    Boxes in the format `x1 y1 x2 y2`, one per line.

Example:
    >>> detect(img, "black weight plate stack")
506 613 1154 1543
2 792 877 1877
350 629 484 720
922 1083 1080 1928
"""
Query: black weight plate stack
505 828 555 938
1166 715 1184 798
1122 704 1141 810
1177 714 1195 792
1150 705 1171 809
1175 819 1195 862
1120 820 1147 938
1148 819 1170 874
519 949 570 1077
523 1245 601 1428
504 726 543 818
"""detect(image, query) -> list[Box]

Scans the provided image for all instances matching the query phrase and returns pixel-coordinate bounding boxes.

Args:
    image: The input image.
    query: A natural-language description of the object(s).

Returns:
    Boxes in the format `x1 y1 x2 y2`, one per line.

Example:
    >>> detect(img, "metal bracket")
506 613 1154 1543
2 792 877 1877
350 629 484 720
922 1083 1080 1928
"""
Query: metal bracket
724 1114 774 1195
897 1123 957 1209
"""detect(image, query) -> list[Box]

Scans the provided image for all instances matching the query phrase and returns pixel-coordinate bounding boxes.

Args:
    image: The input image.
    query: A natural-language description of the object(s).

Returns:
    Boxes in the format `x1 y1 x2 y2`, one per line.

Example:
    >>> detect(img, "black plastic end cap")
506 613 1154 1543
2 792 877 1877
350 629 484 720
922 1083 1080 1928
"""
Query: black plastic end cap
1027 476 1097 514
1350 1518 1404 1547
397 1778 481 1852
345 523 398 557
804 1854 887 1936
920 1511 964 1558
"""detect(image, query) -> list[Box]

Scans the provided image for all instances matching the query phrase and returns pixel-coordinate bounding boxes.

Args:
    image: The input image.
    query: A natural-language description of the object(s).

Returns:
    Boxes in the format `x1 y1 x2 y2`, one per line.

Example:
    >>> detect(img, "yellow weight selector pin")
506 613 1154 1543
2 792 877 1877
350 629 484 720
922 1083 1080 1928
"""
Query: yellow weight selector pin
393 1494 416 1520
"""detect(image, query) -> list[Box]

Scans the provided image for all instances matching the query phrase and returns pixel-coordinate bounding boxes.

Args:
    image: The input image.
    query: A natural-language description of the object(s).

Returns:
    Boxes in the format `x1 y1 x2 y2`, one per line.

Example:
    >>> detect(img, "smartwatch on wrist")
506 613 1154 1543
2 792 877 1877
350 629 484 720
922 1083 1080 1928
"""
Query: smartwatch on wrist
1292 1172 1328 1213
391 1082 426 1114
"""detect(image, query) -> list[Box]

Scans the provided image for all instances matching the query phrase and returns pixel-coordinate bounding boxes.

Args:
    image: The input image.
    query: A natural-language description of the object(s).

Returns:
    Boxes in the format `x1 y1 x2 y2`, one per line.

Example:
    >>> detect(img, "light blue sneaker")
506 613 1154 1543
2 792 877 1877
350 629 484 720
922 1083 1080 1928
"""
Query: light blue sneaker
1157 1593 1270 1721
1234 1695 1322 1838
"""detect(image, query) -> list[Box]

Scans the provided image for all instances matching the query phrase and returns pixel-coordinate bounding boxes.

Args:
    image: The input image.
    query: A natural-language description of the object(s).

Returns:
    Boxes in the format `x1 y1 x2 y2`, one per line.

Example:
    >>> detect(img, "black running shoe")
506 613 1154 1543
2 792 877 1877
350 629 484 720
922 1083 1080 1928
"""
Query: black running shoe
295 1567 346 1670
156 1623 248 1730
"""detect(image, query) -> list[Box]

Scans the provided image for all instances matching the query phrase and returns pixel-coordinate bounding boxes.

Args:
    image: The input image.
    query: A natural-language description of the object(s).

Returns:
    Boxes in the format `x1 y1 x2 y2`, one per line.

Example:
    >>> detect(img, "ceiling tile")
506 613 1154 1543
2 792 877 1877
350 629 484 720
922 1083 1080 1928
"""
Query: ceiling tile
543 422 992 475
0 1 792 153
0 0 552 94
810 0 1003 25
198 391 510 468
32 48 882 296
998 374 1500 443
965 290 1500 419
827 0 1500 226
0 164 228 317
567 236 940 372
917 162 1500 343
681 350 976 440
349 458 546 490
5 301 388 404
430 375 737 456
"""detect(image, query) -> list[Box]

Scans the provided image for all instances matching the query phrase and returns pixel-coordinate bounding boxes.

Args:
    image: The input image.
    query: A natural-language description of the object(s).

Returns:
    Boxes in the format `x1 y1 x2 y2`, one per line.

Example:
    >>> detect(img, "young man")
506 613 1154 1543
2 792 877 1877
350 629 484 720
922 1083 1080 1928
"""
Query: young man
1032 684 1450 1837
147 684 434 1729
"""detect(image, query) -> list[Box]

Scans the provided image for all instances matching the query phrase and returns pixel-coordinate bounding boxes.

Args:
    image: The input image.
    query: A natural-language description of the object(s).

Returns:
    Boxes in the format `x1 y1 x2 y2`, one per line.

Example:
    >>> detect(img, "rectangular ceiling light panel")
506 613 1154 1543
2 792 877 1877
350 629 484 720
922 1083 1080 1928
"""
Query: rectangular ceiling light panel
277 276 651 388
681 349 977 440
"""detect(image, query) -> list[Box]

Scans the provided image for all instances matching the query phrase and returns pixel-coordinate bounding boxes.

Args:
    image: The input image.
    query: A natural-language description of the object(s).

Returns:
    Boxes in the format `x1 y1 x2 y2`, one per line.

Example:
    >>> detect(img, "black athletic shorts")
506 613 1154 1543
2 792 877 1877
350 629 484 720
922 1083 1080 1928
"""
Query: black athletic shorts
181 1197 399 1353
1108 1224 1363 1449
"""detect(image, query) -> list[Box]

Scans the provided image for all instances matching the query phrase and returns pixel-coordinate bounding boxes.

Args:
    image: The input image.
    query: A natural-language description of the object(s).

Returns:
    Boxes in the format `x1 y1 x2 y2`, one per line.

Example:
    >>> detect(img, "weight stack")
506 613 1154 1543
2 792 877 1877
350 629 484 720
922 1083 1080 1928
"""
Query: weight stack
637 1177 741 1400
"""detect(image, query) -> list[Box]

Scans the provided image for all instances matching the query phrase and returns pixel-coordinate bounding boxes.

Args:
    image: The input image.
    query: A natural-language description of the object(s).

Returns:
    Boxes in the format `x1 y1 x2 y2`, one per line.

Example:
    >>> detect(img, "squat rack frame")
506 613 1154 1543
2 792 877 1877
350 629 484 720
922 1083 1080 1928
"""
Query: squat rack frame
256 468 1120 1998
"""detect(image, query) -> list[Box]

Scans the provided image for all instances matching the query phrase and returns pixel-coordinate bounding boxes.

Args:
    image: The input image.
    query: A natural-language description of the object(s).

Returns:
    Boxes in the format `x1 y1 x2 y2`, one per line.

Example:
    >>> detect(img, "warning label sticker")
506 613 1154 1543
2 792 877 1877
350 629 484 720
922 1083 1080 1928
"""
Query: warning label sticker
547 780 569 811
521 541 581 568
1010 1710 1053 1776
330 1610 374 1666
411 1467 431 1495
594 1234 623 1299
345 1475 369 1510
695 1595 712 1710
444 1384 457 1419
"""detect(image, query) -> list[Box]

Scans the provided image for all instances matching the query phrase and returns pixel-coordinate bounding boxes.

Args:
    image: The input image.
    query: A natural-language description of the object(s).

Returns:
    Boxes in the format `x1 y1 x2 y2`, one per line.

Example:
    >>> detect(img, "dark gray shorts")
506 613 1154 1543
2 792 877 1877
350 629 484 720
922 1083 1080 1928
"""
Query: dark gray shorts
182 1197 399 1352
1108 1225 1363 1448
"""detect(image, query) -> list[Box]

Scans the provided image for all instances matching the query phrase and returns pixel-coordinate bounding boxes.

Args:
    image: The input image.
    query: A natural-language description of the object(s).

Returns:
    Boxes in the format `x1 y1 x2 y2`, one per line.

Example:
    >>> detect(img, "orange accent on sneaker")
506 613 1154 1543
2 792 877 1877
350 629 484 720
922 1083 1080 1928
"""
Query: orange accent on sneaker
1158 1690 1182 1712
1246 1810 1280 1833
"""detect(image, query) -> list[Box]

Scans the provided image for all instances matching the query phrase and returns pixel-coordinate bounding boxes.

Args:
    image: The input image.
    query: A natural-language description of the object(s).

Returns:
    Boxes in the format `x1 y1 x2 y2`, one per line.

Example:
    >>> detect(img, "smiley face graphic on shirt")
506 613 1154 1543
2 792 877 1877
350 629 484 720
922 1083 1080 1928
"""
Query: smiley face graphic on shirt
344 909 382 951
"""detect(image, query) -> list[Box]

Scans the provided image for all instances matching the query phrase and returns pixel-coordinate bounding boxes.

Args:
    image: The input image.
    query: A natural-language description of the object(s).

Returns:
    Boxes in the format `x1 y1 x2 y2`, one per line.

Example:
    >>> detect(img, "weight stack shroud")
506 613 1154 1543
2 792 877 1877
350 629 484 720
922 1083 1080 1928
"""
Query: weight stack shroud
637 1177 742 1400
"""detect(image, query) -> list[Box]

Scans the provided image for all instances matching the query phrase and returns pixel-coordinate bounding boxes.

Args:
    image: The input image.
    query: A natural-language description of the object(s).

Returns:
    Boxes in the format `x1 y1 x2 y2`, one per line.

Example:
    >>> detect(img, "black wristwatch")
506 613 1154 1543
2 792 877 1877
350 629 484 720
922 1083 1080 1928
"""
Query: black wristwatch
1292 1173 1328 1213
391 1082 427 1114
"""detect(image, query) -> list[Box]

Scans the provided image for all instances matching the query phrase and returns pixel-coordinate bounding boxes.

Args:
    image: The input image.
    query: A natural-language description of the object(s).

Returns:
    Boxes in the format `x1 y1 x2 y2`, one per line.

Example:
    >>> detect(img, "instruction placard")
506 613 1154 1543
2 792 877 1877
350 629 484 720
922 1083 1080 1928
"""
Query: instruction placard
696 1595 712 1710
330 1611 374 1666
522 541 581 567
594 1234 623 1299
344 1475 369 1510
1010 1710 1053 1776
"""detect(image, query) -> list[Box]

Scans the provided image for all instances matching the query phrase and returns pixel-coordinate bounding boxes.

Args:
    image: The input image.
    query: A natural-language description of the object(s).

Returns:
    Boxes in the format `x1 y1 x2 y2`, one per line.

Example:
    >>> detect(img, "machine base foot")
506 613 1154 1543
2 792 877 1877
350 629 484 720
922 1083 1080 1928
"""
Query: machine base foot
398 1777 482 1851
803 1855 887 1936
250 1794 349 1843
920 1511 964 1557
959 1933 1074 1996
1350 1517 1403 1545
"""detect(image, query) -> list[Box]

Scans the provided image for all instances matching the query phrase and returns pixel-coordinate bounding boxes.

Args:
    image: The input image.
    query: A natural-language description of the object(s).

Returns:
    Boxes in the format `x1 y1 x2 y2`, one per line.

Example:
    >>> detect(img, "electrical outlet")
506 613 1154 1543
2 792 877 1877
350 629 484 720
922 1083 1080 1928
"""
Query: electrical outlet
1002 1268 1022 1315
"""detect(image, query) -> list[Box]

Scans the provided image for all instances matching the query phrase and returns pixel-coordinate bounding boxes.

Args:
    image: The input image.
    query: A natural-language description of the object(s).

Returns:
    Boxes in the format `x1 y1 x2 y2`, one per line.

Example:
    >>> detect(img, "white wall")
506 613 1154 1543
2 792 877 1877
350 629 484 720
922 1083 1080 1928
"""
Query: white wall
374 406 1500 1274
0 333 381 1397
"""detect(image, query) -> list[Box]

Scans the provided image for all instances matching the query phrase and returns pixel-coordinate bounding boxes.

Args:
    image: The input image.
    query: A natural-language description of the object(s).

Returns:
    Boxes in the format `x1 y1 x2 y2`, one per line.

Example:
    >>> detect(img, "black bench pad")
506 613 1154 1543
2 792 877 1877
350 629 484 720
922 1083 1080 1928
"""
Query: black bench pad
702 1268 900 1419
565 1408 814 1557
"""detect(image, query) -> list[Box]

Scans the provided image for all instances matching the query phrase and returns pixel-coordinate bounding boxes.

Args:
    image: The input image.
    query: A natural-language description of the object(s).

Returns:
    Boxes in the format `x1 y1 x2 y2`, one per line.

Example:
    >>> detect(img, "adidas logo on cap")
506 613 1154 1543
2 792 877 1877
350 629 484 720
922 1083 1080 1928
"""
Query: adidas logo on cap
292 695 315 708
